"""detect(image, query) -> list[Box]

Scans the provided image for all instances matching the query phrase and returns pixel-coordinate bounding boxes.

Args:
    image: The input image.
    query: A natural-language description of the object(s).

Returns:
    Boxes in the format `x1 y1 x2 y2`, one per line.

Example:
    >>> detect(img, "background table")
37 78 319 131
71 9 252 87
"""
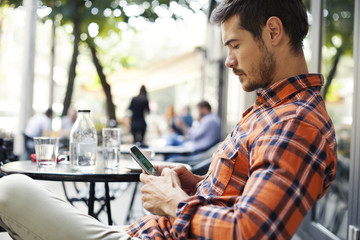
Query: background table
0 160 140 225
120 144 195 155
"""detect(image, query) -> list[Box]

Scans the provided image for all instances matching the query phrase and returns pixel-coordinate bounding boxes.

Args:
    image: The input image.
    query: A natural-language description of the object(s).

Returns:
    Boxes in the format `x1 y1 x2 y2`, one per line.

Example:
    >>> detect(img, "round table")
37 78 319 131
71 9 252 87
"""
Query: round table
0 160 140 225
0 160 140 182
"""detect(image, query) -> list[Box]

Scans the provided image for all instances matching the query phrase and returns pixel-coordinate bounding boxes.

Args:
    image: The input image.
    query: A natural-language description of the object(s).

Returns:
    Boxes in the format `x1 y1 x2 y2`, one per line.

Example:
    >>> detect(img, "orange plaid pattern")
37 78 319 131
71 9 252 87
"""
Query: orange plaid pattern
127 74 337 239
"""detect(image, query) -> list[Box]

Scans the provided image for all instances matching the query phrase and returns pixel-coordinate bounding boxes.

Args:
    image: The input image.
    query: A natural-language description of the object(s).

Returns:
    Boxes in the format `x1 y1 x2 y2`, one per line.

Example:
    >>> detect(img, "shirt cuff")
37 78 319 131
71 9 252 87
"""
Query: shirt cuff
172 195 209 239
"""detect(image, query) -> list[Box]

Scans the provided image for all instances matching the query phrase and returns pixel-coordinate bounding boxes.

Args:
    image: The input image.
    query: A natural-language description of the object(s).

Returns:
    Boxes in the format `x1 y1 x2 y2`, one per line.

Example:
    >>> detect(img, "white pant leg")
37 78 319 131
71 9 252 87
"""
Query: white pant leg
0 174 137 240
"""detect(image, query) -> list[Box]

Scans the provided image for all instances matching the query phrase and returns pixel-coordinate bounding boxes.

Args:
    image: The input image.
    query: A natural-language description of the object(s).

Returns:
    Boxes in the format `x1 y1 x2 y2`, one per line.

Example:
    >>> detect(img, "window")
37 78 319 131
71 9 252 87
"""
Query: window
297 0 360 239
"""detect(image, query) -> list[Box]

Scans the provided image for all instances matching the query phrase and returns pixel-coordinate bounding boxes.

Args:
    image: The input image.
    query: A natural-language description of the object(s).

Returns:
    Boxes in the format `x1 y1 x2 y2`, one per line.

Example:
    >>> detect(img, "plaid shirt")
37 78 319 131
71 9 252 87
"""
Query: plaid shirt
127 74 337 239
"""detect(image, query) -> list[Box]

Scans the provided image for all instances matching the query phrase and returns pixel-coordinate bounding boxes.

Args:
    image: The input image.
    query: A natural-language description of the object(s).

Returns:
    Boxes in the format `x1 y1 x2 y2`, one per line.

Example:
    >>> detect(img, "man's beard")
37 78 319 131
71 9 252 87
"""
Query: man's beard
234 44 276 92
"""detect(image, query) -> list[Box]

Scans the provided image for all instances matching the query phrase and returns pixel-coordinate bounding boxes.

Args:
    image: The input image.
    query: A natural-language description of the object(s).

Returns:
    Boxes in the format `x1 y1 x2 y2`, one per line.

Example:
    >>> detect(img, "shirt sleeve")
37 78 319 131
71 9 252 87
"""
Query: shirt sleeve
172 119 337 239
42 117 52 132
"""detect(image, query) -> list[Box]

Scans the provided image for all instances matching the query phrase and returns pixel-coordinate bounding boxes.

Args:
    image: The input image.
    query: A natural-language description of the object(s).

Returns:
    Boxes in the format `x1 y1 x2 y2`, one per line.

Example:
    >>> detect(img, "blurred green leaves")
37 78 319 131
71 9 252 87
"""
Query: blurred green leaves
303 0 354 100
2 0 204 42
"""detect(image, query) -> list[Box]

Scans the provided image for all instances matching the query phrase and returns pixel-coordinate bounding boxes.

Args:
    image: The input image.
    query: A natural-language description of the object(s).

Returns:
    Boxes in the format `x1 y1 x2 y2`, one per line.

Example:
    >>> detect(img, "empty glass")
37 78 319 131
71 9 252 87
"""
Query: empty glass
102 128 121 169
34 137 59 167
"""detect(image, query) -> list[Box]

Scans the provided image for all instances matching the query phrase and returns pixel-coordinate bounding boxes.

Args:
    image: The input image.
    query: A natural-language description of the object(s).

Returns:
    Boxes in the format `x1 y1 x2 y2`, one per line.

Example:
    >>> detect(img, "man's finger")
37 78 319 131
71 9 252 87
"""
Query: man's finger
161 168 181 187
140 172 151 183
154 164 176 173
170 170 182 188
161 167 173 176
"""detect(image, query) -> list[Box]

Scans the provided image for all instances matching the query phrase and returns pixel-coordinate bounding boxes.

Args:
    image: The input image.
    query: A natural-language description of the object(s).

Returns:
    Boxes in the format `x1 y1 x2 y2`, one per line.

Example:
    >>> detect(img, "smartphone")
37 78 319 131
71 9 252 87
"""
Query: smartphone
128 146 160 176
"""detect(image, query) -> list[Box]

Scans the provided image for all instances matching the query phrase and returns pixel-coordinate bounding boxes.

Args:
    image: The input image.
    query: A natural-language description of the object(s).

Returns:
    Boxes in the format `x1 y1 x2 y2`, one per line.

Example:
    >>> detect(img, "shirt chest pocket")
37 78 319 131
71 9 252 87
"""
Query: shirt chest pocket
206 140 237 196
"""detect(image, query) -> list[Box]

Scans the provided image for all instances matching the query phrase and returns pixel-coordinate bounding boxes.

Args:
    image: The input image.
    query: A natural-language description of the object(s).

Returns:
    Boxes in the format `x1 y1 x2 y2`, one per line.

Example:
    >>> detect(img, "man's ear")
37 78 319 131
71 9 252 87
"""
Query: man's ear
265 16 284 46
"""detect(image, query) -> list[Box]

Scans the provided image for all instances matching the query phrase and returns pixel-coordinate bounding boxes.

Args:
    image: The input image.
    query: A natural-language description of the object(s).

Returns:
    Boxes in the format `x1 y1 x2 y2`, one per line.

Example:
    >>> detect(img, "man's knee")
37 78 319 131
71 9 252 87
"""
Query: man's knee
0 174 33 203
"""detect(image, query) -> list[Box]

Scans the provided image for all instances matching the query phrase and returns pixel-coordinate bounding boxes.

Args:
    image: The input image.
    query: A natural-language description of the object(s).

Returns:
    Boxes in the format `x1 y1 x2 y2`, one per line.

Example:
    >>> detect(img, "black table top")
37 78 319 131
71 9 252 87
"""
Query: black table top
0 161 140 182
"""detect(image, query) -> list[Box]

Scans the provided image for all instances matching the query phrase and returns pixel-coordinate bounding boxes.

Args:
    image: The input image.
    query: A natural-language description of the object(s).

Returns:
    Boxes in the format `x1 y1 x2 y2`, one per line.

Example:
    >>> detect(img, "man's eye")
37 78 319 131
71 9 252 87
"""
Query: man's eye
233 45 240 49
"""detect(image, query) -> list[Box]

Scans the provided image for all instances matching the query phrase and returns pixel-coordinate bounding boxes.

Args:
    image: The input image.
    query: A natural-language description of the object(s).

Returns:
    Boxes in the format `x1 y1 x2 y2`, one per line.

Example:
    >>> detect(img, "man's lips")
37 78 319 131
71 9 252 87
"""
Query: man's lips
233 70 246 79
233 69 245 76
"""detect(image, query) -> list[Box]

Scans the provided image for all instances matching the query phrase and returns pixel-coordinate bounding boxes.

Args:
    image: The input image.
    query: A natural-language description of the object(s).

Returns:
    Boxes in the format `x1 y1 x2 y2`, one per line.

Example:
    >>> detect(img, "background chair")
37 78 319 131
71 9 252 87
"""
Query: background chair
191 157 212 175
165 142 221 167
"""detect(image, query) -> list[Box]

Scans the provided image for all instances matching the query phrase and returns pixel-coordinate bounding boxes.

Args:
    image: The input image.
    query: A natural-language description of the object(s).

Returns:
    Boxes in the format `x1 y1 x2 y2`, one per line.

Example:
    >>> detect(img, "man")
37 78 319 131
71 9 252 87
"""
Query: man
59 107 77 137
0 0 336 239
167 100 221 152
23 108 53 158
24 108 53 138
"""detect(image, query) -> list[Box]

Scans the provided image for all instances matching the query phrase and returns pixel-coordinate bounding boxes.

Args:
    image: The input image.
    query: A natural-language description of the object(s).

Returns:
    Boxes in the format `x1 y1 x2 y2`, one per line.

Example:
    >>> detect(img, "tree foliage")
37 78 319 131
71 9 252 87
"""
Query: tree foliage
0 0 207 124
304 0 354 99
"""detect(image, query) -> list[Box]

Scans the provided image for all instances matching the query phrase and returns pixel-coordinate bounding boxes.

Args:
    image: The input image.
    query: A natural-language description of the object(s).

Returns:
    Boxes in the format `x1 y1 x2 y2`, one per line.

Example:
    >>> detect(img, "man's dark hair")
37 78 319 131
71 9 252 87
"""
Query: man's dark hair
45 108 53 118
197 100 212 112
210 0 308 54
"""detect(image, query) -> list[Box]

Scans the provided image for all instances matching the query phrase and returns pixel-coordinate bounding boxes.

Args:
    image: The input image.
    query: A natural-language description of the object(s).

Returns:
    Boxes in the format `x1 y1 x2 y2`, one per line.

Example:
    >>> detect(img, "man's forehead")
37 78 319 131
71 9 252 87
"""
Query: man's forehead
221 15 245 43
222 14 244 27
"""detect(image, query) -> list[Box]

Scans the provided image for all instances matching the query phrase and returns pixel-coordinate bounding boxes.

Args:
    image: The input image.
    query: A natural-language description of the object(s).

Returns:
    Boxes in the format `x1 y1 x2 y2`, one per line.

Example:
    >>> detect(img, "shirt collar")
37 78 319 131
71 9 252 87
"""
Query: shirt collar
255 74 324 106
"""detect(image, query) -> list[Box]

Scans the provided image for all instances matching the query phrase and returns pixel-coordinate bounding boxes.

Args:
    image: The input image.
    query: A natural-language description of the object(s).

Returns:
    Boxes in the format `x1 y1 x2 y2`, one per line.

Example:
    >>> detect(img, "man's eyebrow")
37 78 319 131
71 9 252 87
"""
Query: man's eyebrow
224 39 238 46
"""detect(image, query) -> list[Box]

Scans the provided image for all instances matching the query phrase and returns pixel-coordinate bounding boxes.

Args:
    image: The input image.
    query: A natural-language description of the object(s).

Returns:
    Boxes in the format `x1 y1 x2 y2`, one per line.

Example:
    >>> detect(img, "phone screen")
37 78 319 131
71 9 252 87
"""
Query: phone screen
129 146 160 176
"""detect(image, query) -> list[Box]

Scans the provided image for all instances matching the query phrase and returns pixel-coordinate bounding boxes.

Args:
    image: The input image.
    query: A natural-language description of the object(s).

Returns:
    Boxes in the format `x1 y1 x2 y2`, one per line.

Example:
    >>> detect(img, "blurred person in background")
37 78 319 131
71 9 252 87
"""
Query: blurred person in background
23 108 53 159
58 107 77 152
129 85 150 146
170 105 193 136
164 104 175 128
167 100 221 152
59 107 77 137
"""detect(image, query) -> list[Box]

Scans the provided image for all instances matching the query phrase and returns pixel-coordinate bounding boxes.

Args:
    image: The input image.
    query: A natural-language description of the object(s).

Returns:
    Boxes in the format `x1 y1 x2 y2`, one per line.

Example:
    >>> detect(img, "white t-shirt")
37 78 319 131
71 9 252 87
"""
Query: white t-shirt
24 114 52 137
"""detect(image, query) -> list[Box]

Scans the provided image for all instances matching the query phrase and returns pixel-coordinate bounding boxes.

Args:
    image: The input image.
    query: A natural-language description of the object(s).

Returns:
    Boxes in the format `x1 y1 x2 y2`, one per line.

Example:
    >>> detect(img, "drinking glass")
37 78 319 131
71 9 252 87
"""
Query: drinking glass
102 128 121 169
34 137 59 167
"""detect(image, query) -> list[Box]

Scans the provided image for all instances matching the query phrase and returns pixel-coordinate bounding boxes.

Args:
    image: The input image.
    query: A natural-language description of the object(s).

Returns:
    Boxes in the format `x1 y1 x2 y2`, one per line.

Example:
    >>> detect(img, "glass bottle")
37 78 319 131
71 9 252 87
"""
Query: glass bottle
69 110 97 170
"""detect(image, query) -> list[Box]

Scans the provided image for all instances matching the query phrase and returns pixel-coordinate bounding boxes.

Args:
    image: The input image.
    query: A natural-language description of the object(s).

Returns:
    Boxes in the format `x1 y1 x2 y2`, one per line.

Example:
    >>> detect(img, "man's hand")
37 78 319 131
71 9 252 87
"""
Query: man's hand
155 164 204 195
174 118 189 135
140 168 189 218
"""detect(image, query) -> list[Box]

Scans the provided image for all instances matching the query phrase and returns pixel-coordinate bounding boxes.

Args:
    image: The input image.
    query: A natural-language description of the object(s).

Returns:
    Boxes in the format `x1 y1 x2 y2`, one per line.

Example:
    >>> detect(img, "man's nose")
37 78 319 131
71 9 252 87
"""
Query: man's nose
225 55 237 69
